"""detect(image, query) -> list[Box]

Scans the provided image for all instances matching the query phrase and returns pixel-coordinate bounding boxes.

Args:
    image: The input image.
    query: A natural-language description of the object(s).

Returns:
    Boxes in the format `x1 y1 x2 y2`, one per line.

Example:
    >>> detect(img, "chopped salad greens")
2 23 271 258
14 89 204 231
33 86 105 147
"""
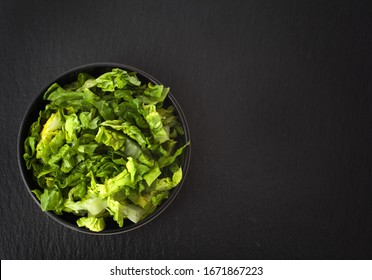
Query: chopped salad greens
23 68 189 232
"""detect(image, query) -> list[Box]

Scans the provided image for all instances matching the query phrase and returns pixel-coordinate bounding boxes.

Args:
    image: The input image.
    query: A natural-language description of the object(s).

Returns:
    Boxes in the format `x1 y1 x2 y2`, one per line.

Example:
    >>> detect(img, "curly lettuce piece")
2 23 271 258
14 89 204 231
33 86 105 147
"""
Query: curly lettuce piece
76 217 105 232
141 104 169 144
100 120 147 148
95 126 126 151
35 110 65 163
40 189 64 214
64 195 107 216
158 142 189 168
96 68 141 92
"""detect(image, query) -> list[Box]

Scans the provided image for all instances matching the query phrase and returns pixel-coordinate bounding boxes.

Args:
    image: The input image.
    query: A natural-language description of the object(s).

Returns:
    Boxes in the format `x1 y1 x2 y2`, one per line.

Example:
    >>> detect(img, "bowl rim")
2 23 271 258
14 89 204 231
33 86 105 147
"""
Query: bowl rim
17 62 191 235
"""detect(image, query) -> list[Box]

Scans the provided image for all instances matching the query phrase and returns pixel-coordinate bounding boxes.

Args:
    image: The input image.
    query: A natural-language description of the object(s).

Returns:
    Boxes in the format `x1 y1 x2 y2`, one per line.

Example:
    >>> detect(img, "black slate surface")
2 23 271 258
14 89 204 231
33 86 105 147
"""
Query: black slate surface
2 0 372 260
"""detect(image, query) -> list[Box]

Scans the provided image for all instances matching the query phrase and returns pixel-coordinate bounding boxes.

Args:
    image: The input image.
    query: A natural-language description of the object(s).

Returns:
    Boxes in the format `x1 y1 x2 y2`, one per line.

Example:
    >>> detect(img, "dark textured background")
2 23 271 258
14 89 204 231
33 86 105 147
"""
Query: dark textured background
2 0 372 259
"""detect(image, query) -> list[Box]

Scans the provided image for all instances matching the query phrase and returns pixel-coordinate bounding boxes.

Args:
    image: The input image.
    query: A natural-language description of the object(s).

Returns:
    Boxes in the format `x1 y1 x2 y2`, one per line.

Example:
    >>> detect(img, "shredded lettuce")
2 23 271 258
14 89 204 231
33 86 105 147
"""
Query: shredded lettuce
24 68 189 232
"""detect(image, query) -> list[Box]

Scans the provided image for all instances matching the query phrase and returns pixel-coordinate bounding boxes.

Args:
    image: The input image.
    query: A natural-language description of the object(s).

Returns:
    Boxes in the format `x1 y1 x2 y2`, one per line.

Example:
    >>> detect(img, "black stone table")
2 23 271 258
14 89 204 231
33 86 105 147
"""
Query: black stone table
1 0 372 259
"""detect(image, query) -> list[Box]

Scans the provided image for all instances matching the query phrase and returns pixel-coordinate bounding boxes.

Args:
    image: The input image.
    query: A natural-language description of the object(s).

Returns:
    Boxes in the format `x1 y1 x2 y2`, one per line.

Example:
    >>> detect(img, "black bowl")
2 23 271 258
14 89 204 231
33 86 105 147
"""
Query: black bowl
17 63 191 235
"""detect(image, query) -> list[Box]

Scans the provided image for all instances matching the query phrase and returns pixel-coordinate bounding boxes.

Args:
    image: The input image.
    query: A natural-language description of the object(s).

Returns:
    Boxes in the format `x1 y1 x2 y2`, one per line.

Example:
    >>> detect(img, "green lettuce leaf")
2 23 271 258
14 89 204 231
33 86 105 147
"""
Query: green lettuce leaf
40 189 64 214
96 68 141 92
100 120 147 148
64 195 107 216
76 217 105 232
141 104 169 144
